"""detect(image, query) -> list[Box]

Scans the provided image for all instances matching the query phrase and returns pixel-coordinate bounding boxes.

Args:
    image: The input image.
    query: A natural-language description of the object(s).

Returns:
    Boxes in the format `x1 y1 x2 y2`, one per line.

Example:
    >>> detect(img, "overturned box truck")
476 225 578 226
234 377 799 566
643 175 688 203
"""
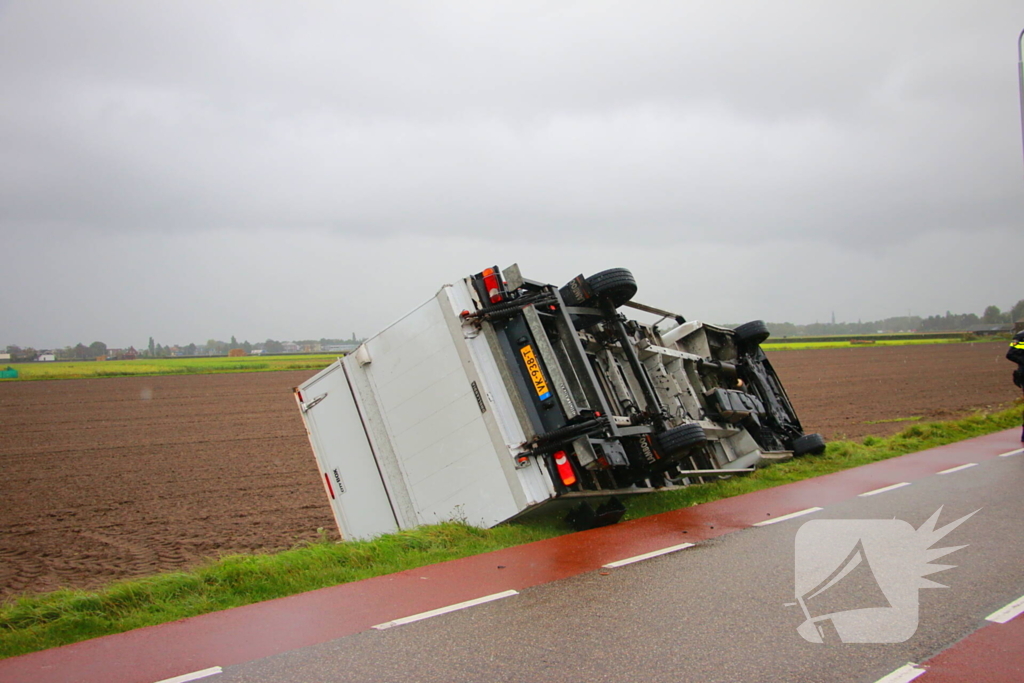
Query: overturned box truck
296 265 824 539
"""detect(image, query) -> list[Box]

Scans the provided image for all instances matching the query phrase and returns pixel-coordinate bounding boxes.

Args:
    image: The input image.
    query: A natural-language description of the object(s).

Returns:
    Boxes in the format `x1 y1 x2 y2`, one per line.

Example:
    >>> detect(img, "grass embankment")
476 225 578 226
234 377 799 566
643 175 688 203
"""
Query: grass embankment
2 405 1021 659
0 355 339 381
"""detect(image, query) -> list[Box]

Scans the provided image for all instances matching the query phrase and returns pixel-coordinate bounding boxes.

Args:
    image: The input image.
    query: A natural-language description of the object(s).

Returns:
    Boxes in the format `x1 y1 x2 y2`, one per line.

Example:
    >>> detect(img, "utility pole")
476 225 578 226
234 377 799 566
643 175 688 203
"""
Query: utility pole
1018 28 1024 178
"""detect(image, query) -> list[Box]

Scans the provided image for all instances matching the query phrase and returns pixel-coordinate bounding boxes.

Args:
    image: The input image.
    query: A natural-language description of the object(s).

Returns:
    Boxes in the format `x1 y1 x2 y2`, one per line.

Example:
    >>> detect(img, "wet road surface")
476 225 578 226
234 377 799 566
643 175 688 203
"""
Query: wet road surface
214 438 1024 683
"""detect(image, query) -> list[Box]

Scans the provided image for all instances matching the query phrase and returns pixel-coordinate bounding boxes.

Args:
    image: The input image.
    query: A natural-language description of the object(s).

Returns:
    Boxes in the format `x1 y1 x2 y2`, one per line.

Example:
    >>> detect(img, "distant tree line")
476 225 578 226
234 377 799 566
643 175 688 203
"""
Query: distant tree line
7 298 1022 363
4 333 364 361
763 299 1023 337
137 334 362 357
5 342 109 361
767 317 920 337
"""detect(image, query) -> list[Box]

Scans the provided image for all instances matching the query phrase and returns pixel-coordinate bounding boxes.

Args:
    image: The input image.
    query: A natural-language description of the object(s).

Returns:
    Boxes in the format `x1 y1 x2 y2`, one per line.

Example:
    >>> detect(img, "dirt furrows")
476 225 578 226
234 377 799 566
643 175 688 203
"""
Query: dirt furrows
0 343 1018 597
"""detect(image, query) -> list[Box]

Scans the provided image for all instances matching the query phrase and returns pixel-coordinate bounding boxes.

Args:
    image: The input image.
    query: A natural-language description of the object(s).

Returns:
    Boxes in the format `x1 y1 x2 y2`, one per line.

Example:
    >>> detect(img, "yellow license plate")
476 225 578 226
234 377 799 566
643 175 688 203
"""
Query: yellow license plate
519 345 552 401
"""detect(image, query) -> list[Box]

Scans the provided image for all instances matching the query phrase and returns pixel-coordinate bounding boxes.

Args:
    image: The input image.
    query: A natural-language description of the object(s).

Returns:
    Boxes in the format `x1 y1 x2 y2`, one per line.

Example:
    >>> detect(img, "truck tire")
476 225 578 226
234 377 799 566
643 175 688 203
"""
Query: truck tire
585 268 637 308
654 422 707 458
734 320 770 346
791 432 826 456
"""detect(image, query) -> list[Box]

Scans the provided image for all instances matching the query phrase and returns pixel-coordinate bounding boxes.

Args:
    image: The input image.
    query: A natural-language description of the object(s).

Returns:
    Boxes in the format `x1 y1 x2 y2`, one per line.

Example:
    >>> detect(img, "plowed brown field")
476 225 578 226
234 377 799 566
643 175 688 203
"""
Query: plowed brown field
769 342 1018 440
0 342 1019 597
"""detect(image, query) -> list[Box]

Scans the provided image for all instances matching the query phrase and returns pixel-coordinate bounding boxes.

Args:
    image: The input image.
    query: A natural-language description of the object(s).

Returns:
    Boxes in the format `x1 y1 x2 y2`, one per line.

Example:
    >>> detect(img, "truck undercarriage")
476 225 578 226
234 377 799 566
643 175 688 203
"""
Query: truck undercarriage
296 264 824 538
462 265 824 526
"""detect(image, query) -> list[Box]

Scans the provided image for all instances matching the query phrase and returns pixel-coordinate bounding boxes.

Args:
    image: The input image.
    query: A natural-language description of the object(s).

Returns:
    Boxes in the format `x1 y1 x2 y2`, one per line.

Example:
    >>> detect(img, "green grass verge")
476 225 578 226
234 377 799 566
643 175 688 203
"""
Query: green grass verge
0 355 339 381
2 404 1021 659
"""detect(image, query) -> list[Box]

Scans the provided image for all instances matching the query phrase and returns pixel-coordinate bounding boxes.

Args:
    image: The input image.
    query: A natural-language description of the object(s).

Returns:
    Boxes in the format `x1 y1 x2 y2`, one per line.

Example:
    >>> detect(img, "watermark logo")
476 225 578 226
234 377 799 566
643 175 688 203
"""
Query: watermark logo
792 507 977 644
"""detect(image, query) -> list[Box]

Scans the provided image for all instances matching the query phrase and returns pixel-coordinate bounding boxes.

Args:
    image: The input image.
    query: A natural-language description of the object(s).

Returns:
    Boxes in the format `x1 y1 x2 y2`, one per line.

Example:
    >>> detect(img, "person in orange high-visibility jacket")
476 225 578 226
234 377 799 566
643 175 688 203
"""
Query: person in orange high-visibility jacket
1008 330 1024 442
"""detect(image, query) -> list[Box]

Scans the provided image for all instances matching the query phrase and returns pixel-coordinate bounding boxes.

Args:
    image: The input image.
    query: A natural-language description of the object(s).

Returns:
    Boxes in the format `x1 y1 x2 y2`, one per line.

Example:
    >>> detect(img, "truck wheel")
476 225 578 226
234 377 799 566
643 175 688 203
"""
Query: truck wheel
734 320 770 346
654 422 707 458
585 268 637 308
792 432 826 456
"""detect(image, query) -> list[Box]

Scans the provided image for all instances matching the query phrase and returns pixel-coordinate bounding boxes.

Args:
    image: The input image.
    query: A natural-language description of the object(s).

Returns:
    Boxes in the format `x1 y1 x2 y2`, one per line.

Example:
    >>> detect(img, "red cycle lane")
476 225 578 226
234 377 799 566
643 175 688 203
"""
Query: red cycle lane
0 429 1020 683
916 616 1024 682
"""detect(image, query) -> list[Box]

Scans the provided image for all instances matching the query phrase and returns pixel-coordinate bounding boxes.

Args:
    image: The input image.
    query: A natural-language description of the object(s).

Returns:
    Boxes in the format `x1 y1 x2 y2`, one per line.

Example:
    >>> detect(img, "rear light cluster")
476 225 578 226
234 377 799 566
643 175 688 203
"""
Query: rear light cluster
554 450 576 486
481 268 503 304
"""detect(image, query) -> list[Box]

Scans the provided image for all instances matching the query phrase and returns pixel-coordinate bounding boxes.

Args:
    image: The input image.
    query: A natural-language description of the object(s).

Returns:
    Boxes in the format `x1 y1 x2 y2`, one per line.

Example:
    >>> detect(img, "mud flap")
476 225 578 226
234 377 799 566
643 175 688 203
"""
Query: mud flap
565 497 627 531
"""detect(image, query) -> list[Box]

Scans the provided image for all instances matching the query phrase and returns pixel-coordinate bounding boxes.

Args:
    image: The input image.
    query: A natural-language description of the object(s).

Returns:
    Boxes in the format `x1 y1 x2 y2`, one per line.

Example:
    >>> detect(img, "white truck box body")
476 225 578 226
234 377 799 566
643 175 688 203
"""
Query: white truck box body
296 284 553 540
296 265 823 540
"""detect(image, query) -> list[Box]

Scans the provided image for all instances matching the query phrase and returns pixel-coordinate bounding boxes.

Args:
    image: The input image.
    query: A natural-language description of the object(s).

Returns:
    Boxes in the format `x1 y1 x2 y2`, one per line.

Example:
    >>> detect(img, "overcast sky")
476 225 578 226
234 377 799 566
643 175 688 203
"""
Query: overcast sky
2 1 1023 348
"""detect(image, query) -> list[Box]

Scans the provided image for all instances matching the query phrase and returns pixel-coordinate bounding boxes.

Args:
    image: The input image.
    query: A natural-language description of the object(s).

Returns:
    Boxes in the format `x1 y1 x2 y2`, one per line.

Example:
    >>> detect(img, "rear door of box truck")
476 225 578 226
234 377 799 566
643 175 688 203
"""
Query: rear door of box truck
297 360 400 540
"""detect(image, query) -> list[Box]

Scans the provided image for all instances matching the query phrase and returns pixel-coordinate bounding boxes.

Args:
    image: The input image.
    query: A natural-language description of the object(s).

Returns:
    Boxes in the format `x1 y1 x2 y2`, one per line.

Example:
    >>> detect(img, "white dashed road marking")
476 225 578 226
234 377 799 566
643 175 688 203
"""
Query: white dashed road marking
937 463 977 475
859 482 912 497
872 663 926 683
872 663 929 683
372 590 518 630
602 543 695 568
998 448 1024 458
154 667 222 683
752 507 823 527
985 594 1024 624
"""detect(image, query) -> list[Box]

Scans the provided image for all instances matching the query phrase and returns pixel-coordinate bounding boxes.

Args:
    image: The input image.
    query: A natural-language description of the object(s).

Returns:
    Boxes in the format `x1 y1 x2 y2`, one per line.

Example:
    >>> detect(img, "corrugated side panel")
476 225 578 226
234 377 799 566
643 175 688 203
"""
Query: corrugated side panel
359 296 522 528
297 361 399 540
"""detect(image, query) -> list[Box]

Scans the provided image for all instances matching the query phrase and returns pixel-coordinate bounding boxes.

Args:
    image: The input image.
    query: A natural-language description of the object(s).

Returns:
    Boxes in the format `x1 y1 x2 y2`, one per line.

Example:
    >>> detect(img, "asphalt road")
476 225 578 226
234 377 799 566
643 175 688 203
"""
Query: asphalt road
213 448 1024 683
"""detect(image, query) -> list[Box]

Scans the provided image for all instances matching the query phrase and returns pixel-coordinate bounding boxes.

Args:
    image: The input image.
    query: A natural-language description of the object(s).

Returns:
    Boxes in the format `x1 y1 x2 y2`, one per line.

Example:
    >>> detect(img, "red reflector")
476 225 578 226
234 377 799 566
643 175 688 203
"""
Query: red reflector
297 390 304 403
482 267 503 304
324 473 335 499
554 450 576 486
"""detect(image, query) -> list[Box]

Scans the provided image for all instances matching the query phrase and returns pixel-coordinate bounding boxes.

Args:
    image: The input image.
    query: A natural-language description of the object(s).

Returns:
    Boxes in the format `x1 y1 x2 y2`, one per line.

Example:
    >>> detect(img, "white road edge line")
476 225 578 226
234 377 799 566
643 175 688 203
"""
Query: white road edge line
872 662 926 683
985 594 1024 624
937 463 977 475
602 542 695 568
154 667 223 683
859 482 912 497
372 590 518 630
998 448 1024 458
752 507 823 527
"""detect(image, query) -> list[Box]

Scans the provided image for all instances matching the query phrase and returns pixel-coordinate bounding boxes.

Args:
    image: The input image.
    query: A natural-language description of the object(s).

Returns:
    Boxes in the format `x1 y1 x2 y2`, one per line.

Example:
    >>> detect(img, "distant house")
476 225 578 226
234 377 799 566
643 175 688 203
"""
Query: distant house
38 354 55 362
281 342 301 353
0 353 9 361
323 343 359 353
250 349 263 355
966 323 1014 336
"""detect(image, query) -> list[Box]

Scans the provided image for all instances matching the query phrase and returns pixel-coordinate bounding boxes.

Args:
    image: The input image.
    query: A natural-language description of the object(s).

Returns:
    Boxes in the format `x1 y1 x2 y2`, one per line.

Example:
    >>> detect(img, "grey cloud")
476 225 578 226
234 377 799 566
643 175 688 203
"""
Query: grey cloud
2 2 1021 245
1 1 1022 346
